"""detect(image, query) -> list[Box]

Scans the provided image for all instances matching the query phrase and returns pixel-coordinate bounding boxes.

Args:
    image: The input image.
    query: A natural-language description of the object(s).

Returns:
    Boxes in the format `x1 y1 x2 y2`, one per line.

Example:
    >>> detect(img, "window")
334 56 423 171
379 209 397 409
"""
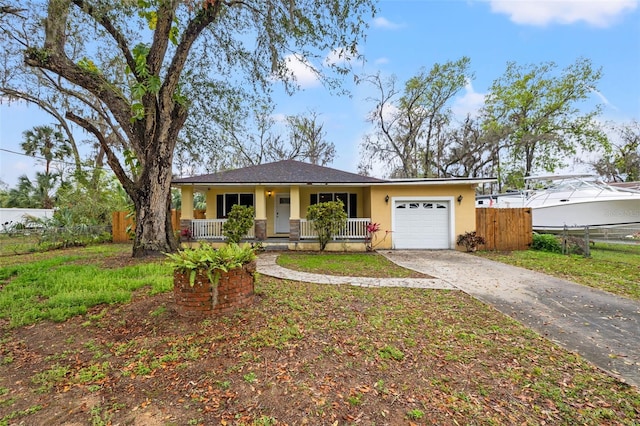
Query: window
216 193 254 218
309 192 357 218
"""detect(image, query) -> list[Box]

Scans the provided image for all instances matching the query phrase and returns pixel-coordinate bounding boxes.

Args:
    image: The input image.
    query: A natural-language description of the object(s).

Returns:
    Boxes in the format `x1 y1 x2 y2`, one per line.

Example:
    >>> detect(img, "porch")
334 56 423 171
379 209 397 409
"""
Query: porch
187 217 371 241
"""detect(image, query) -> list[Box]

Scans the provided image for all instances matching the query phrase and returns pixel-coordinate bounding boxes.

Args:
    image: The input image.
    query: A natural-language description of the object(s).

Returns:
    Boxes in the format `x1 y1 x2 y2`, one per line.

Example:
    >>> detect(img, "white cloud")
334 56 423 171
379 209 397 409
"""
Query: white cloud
374 57 390 65
379 101 400 123
452 80 486 119
372 16 404 30
270 113 288 123
488 0 637 27
283 54 320 89
286 47 363 89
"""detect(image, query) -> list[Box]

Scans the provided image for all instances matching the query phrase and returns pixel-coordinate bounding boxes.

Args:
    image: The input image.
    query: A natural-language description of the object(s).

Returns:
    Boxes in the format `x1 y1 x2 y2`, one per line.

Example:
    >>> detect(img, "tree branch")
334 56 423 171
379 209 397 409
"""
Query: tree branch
147 0 178 76
162 2 223 103
65 111 133 193
1 86 82 171
70 0 138 82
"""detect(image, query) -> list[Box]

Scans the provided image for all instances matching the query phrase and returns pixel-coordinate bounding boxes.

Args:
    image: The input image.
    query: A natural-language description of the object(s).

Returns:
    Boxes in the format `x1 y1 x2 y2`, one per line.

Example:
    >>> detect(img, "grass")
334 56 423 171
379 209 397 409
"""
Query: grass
0 242 133 267
0 244 171 327
0 229 111 256
477 242 640 300
276 251 426 277
0 233 41 256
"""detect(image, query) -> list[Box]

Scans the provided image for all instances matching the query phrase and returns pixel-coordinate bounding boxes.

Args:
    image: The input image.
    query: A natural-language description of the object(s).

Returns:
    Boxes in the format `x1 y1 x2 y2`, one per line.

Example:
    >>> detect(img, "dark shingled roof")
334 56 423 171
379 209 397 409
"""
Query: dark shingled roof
172 160 385 185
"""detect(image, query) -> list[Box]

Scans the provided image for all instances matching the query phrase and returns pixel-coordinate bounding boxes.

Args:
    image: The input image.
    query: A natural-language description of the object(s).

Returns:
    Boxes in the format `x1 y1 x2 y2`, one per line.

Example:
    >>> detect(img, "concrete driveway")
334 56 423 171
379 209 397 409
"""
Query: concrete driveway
381 250 640 389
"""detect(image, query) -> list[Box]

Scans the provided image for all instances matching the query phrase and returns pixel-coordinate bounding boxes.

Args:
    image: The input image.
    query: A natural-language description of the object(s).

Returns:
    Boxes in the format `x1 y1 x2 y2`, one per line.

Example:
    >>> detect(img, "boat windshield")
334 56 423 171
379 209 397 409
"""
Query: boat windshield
543 178 606 193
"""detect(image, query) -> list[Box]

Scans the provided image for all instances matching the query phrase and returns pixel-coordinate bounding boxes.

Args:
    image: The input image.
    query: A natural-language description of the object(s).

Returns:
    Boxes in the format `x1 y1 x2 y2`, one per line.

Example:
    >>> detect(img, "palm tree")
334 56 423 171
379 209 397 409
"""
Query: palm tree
5 173 59 209
5 175 38 208
21 125 72 175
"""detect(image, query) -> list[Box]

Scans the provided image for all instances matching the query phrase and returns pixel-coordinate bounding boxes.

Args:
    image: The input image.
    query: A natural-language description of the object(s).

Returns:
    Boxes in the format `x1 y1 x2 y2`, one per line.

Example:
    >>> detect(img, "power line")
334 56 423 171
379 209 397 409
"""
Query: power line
0 147 111 172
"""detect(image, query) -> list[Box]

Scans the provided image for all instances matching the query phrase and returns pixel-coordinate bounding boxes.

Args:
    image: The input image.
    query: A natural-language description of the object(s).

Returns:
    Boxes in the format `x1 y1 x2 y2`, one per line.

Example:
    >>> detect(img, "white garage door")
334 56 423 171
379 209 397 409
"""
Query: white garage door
393 200 451 249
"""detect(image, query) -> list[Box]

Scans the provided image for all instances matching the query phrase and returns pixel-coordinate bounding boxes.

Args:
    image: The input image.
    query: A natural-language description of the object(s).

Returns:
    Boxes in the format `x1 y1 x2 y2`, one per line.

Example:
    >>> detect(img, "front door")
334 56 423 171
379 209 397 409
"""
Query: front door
275 194 290 234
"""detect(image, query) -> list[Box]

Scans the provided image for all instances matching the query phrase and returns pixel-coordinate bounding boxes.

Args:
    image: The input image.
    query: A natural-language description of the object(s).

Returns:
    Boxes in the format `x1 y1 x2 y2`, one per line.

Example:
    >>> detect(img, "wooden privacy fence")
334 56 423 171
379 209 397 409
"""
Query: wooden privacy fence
476 208 532 251
112 210 205 243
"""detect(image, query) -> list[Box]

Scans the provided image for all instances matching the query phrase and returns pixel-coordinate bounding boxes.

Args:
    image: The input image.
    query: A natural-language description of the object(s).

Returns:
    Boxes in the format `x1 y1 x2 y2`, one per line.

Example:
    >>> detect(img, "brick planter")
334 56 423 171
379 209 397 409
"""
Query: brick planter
173 261 256 317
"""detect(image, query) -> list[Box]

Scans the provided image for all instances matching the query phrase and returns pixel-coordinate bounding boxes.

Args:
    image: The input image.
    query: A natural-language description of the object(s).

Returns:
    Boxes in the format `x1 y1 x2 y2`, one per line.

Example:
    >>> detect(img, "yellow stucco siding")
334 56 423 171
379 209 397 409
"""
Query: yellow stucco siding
205 188 216 218
369 184 478 250
180 182 479 249
254 186 266 220
262 186 368 237
262 188 291 236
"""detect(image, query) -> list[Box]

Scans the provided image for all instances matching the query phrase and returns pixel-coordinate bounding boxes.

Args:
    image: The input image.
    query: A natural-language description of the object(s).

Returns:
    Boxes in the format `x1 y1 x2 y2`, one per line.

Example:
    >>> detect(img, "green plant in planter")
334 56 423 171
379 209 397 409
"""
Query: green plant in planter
165 243 257 287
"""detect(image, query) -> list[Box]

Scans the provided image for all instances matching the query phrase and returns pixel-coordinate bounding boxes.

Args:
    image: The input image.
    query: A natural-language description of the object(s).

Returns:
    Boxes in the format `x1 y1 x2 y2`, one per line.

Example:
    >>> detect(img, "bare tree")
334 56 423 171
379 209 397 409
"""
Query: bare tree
178 104 336 171
437 116 497 179
359 57 473 178
282 111 336 166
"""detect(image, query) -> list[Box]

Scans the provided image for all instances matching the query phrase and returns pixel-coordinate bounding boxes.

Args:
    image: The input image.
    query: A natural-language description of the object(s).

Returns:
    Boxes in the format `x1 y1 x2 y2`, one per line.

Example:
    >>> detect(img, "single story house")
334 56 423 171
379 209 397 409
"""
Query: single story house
172 160 495 251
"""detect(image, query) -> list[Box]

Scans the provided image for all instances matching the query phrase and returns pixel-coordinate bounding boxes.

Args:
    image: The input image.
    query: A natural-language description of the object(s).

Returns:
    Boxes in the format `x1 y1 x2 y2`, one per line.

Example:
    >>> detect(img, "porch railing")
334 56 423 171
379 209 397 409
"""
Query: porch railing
189 218 370 241
300 218 370 240
190 219 254 240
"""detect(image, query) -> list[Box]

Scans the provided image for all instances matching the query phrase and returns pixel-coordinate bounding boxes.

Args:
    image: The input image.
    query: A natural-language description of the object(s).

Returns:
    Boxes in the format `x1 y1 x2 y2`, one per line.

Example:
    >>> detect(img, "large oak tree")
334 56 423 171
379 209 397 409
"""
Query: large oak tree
0 0 375 256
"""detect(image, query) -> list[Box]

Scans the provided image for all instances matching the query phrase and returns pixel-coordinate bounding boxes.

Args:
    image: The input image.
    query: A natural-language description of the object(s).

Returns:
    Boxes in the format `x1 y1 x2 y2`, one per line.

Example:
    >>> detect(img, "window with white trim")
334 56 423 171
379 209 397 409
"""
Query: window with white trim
309 192 357 217
216 193 254 218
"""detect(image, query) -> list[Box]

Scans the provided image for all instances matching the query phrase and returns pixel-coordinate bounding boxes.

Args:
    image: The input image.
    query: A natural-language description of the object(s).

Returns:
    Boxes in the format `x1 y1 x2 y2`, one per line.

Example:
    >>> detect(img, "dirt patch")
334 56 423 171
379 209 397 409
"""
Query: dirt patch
1 276 639 425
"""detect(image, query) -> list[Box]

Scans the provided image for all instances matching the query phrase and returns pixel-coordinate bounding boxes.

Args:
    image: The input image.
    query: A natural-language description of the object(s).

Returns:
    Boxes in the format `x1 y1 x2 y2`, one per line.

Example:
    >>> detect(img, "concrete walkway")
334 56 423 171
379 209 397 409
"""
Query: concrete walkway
256 253 456 289
256 250 640 388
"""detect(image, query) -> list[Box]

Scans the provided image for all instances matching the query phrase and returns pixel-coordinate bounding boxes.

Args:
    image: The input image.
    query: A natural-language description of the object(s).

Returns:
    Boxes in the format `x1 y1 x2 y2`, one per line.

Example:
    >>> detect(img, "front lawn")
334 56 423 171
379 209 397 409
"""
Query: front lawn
0 244 638 425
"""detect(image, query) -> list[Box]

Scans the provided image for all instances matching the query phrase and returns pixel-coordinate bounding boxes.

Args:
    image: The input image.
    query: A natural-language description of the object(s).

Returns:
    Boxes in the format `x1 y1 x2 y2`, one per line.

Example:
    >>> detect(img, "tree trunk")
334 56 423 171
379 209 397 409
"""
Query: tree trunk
131 154 178 257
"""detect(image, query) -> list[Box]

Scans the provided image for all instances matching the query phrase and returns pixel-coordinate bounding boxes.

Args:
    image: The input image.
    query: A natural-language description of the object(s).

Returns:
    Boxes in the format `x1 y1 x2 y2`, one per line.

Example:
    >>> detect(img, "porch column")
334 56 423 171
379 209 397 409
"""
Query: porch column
181 186 194 219
180 185 194 239
289 185 300 242
254 186 267 241
205 188 216 219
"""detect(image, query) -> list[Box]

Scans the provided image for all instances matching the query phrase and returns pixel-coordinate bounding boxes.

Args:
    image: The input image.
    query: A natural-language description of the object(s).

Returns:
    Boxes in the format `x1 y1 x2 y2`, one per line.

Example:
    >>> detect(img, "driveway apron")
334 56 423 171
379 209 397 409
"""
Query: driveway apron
380 250 640 388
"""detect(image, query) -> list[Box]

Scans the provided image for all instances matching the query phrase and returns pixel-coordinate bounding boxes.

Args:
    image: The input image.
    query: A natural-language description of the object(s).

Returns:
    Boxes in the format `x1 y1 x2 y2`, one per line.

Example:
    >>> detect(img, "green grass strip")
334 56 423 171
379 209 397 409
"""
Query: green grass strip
276 252 421 278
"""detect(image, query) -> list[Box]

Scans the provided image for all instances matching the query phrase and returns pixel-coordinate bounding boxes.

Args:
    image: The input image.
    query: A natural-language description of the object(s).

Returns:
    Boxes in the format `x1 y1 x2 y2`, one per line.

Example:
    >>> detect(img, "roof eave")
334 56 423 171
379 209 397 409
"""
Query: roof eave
172 177 498 187
171 181 382 186
373 178 497 186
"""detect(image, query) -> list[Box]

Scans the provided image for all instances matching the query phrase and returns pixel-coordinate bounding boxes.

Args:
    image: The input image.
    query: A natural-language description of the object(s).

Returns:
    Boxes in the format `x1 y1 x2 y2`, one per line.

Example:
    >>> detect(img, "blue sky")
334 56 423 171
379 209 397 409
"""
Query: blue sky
1 0 639 187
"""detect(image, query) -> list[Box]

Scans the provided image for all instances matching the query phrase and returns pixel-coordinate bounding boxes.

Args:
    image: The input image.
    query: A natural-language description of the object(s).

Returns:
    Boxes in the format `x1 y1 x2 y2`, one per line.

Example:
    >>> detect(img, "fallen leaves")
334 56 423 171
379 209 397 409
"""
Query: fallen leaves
1 277 639 425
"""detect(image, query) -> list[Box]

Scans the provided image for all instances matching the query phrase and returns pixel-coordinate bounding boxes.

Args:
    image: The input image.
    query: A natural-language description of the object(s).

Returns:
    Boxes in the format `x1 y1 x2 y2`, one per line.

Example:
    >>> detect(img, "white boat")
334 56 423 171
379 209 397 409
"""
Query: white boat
477 175 640 235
